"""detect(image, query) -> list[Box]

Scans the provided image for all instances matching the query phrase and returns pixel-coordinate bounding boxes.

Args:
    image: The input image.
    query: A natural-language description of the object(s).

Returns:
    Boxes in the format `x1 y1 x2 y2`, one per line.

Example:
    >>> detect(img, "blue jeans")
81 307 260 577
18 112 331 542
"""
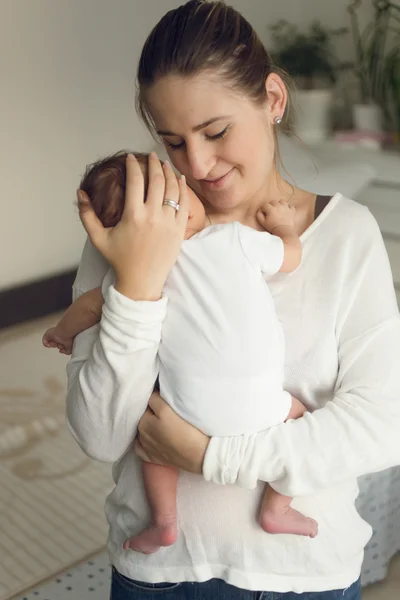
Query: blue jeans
110 567 361 600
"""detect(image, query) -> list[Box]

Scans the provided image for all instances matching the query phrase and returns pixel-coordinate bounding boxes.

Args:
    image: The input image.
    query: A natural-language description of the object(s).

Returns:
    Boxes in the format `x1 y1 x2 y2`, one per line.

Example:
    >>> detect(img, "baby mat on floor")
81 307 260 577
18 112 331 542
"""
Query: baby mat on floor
0 316 112 600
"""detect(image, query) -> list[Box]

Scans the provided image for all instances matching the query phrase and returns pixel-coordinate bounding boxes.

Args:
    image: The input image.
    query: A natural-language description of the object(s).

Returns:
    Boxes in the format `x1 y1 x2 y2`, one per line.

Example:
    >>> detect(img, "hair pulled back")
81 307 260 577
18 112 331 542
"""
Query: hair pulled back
136 1 292 136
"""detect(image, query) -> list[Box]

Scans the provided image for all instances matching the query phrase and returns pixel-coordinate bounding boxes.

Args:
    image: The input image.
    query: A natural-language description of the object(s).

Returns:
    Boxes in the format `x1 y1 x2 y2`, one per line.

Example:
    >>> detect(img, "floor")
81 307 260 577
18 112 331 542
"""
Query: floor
16 552 110 600
4 315 399 600
16 551 400 599
0 314 111 600
362 553 400 600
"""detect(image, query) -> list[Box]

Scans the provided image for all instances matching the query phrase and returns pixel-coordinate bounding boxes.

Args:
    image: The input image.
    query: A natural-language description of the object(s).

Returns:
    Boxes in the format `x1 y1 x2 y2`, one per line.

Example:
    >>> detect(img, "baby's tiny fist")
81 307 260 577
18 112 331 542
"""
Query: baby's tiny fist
42 327 73 355
42 327 57 348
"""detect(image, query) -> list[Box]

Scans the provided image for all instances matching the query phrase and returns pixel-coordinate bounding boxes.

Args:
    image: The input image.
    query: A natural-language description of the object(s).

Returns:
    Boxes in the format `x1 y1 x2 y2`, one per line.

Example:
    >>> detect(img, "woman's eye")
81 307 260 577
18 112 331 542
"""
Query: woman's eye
165 125 230 150
166 140 185 150
206 126 229 141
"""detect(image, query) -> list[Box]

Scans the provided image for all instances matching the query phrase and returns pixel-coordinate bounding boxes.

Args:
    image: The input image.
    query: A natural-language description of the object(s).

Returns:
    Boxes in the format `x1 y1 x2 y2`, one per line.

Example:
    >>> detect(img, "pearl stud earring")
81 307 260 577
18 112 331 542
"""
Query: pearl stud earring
274 116 283 125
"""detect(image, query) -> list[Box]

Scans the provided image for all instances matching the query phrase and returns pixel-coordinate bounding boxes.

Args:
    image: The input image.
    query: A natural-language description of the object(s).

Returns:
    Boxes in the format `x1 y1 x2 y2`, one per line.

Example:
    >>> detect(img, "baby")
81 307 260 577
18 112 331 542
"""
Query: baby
44 151 318 554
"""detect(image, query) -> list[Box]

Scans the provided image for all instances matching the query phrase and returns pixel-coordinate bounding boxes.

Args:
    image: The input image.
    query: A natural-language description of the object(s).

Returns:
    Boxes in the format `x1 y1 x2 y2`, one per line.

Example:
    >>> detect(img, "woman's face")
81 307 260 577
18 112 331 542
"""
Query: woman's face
146 74 278 216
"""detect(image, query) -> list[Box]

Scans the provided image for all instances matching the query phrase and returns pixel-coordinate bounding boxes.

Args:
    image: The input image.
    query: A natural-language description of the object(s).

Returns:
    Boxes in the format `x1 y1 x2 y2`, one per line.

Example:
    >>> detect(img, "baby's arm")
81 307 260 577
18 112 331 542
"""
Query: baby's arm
271 224 302 273
257 201 302 272
42 287 103 355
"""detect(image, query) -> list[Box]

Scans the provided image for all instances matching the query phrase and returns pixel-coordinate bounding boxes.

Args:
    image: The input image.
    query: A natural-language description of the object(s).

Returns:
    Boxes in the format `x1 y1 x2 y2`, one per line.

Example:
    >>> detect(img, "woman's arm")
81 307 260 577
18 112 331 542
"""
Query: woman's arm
66 154 189 462
137 211 400 494
66 284 168 462
203 215 400 495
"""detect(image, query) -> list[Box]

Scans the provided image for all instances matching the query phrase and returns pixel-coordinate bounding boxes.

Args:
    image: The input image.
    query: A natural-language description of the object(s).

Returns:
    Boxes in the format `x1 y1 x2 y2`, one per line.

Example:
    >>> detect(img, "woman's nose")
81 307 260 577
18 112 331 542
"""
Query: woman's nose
186 143 216 181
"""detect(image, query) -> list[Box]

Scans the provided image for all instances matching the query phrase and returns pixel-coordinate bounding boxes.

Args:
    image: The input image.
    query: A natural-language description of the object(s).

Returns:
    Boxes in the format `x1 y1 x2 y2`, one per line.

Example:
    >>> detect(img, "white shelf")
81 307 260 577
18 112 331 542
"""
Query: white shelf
307 142 400 187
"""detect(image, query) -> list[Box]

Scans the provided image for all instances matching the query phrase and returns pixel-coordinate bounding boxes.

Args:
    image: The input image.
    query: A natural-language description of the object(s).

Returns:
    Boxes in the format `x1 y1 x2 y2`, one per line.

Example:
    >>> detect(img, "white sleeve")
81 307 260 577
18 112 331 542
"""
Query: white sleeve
238 224 284 275
66 237 167 463
203 217 400 495
101 268 115 298
72 237 110 299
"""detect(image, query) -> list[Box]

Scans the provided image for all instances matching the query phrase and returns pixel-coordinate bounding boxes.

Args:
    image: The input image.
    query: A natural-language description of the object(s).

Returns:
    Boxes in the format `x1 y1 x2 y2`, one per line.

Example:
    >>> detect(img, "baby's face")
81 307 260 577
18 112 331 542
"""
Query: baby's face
185 187 207 239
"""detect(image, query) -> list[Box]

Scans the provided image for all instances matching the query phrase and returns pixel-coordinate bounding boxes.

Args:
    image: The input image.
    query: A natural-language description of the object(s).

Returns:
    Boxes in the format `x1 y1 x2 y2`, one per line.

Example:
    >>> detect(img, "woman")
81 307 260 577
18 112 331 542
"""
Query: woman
67 1 400 598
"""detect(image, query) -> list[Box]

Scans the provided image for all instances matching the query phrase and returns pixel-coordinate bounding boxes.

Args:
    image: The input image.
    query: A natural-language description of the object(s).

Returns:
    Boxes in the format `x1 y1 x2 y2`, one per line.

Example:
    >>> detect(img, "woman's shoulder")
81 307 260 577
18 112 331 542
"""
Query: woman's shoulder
326 193 382 245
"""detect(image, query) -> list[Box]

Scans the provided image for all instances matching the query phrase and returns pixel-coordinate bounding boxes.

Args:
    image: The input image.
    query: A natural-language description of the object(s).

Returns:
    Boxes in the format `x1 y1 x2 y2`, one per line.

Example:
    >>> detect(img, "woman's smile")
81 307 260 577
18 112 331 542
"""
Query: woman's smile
201 167 235 191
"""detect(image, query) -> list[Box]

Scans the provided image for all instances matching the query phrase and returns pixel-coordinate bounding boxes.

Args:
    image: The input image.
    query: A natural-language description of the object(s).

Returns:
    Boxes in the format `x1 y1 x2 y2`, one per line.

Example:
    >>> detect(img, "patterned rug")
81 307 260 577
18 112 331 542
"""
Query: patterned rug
0 315 113 600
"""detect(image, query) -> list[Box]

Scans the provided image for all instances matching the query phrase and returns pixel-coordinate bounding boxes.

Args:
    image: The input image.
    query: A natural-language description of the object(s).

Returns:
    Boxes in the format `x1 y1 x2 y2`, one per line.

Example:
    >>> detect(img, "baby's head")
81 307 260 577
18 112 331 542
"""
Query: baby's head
80 151 206 239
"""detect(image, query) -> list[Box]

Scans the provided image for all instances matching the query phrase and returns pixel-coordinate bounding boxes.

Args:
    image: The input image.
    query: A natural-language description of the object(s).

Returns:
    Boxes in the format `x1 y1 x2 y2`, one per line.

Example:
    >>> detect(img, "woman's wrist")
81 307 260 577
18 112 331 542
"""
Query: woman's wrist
115 276 163 302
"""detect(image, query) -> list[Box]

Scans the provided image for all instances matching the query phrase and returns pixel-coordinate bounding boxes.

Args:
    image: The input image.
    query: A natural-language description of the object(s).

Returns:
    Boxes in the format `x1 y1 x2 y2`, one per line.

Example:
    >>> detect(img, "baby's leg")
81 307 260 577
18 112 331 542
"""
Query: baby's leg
286 395 308 420
124 463 179 554
259 395 318 538
260 486 318 538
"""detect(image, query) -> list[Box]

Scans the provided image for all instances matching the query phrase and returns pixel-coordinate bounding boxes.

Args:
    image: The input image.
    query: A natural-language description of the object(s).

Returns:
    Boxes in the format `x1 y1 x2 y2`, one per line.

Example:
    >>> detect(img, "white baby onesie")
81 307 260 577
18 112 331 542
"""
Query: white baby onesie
102 222 292 437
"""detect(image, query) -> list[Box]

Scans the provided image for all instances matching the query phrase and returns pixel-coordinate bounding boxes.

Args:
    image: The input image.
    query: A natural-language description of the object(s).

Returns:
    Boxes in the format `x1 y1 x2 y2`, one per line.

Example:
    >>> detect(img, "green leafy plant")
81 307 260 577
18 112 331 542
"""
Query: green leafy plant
348 0 400 130
384 45 400 134
269 20 350 90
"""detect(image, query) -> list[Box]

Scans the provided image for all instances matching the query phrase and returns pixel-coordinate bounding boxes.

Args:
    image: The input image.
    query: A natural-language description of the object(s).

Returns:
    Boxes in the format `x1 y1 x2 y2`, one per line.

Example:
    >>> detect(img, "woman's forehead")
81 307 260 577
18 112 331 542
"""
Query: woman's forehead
146 74 249 132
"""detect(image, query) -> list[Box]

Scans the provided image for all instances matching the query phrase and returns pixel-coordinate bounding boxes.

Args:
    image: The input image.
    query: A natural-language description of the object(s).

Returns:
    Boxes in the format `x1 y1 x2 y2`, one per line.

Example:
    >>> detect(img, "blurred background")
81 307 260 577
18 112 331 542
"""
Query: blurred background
0 2 399 599
1 0 399 293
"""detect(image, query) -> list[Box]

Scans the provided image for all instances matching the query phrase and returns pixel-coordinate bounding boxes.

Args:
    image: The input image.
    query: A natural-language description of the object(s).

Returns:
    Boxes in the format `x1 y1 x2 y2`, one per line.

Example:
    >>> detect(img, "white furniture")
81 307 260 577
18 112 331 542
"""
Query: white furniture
281 137 400 586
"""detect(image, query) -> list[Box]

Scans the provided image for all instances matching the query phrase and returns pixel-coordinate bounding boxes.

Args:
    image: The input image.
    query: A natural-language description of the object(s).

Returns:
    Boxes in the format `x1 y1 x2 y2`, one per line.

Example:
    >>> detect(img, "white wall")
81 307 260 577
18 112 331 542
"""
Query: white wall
0 0 369 290
0 0 182 290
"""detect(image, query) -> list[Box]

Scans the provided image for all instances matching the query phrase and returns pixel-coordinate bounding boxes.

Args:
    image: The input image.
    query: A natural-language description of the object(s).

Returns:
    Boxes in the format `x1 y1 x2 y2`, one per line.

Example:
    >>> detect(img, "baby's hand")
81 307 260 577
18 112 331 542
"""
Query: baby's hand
257 199 296 234
42 327 73 355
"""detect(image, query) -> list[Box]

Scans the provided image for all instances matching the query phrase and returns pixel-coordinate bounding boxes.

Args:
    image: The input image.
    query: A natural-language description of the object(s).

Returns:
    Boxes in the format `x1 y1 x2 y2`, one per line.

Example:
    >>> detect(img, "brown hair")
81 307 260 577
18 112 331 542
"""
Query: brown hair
136 0 294 137
79 151 151 227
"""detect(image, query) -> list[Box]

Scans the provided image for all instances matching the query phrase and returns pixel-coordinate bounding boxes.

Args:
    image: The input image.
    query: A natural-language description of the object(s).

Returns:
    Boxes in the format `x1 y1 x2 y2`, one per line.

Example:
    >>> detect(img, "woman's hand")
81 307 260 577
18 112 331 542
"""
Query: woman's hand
135 392 210 474
77 152 189 301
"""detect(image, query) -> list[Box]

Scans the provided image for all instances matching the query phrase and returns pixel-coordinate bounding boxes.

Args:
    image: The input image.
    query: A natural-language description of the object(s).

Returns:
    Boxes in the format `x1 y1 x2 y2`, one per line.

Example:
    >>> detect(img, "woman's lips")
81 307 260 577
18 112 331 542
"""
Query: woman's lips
201 168 234 190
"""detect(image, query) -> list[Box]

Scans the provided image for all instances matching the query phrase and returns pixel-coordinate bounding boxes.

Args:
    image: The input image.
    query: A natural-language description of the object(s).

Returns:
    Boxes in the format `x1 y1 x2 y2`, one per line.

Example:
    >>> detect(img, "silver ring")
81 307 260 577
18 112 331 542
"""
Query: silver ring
162 199 180 211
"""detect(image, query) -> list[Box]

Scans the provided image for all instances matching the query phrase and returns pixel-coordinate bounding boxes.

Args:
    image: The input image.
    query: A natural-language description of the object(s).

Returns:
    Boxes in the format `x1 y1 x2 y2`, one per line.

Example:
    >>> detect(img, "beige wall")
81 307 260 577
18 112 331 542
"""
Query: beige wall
0 0 369 290
1 0 182 290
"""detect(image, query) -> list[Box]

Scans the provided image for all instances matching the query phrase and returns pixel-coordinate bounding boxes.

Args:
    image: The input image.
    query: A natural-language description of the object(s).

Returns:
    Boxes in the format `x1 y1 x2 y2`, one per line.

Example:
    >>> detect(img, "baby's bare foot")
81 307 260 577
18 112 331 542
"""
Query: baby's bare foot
260 506 318 538
124 518 178 554
42 327 73 355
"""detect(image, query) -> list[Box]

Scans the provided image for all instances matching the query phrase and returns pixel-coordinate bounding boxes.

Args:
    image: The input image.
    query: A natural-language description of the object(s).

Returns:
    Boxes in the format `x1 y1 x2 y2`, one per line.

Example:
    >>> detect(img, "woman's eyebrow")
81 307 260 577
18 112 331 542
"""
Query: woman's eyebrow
157 116 232 136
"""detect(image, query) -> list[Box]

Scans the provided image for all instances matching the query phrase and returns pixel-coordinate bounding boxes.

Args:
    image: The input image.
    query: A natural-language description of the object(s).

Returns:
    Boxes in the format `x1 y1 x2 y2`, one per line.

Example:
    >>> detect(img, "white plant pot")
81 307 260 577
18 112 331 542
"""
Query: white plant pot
353 103 383 132
294 89 333 144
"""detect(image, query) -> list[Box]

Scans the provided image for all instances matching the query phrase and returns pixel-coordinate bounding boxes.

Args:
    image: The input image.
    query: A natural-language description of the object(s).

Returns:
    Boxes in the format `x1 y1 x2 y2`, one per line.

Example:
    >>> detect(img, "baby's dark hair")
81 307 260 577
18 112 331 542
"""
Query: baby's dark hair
79 151 151 227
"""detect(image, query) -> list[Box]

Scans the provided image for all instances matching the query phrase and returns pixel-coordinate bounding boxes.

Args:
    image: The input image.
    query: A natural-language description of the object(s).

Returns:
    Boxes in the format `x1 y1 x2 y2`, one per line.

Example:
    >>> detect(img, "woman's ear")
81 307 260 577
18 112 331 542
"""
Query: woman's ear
265 72 287 124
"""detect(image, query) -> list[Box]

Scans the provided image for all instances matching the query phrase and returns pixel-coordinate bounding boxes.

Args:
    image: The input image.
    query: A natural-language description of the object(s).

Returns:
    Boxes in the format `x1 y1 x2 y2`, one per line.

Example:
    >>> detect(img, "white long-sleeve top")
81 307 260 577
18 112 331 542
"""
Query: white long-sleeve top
66 193 400 594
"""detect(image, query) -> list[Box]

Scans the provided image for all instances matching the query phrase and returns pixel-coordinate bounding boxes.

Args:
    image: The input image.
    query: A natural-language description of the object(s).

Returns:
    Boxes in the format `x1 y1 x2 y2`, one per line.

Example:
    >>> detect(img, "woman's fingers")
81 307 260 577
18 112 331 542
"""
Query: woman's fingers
77 190 106 249
162 161 180 216
134 439 152 463
177 175 189 227
122 154 145 218
148 391 165 415
146 152 166 208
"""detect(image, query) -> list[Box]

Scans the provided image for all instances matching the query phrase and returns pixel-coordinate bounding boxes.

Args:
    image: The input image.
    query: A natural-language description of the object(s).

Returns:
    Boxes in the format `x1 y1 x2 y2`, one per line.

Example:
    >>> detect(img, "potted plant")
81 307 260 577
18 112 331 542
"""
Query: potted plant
269 19 350 143
384 44 400 141
348 0 400 133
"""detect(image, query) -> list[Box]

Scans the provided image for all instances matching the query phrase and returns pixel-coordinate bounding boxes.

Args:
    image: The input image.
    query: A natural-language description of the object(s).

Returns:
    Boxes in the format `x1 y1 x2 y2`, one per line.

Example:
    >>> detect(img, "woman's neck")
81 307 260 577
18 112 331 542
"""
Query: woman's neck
205 171 317 236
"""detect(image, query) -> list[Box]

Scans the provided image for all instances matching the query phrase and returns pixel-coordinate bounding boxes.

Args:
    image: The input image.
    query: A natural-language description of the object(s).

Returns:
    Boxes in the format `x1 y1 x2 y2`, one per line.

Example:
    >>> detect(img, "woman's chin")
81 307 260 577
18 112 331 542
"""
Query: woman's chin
207 193 242 213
